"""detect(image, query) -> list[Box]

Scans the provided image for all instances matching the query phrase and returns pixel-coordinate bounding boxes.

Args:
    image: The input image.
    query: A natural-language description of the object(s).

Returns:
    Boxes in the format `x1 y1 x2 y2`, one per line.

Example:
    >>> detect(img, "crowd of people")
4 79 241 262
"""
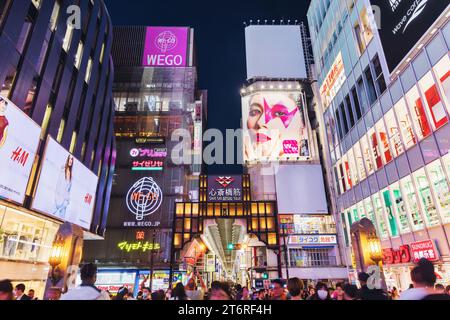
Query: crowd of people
1 258 449 301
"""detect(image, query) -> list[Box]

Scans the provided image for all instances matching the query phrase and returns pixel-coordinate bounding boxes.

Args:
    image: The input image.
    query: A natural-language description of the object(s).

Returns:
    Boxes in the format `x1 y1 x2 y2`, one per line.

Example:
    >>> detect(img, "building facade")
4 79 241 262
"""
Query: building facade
0 0 115 298
82 26 205 294
307 0 450 289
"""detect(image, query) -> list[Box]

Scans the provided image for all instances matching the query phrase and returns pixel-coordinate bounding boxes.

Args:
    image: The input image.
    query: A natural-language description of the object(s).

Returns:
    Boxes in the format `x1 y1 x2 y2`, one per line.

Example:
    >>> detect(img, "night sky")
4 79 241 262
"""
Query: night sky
106 0 311 174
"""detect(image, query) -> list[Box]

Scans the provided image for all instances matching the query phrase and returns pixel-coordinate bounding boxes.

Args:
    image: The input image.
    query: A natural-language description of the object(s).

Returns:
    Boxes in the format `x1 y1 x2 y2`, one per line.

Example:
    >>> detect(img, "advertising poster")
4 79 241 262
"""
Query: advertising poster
242 91 309 163
142 27 189 67
0 94 41 204
319 52 346 109
32 137 98 229
371 0 449 73
207 175 242 202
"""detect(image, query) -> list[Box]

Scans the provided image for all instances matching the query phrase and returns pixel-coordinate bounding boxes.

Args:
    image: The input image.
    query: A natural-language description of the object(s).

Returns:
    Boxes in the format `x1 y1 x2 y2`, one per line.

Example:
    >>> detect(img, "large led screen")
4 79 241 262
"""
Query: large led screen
242 91 310 163
0 95 41 204
371 0 449 73
142 27 189 67
275 164 328 215
245 25 307 79
32 137 98 229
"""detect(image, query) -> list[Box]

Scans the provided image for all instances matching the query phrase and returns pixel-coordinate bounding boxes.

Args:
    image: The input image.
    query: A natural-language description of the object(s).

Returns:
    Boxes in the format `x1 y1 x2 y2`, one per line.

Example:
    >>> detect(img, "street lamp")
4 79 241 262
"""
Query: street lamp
366 233 387 291
49 236 65 286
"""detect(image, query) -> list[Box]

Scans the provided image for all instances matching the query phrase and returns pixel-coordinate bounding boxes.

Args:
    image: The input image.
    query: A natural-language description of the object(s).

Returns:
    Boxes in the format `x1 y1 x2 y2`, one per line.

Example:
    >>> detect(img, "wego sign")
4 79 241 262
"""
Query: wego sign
142 27 188 67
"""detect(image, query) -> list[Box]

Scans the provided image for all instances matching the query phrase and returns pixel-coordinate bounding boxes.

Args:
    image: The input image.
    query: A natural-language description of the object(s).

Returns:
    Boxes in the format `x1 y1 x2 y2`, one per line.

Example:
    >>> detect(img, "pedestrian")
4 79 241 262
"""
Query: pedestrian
256 289 266 300
307 282 331 300
271 279 287 300
287 277 304 300
390 287 400 300
332 282 344 300
343 284 358 300
46 287 62 300
114 286 129 300
60 263 110 300
136 290 143 300
400 258 450 300
434 284 445 294
14 283 31 300
356 272 388 300
141 287 151 300
170 282 189 300
234 284 243 300
27 289 38 300
307 285 315 299
209 281 232 300
165 288 172 300
0 280 14 300
241 287 251 300
185 271 207 300
445 285 450 296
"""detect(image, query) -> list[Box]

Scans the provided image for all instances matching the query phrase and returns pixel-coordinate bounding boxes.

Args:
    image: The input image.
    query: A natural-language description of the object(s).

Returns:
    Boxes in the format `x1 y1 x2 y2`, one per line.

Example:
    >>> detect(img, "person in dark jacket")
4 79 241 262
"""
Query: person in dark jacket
356 272 388 300
14 284 31 300
307 282 331 300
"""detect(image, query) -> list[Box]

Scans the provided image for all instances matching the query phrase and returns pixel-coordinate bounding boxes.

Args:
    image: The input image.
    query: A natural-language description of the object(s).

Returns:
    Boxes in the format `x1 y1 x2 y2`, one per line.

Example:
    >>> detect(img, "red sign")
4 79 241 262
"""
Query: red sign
382 245 411 265
136 231 145 241
410 240 439 263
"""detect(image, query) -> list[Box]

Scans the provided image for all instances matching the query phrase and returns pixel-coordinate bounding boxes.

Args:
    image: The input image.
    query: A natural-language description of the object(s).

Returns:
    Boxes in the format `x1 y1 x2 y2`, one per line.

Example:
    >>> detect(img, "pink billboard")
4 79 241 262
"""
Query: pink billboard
142 27 189 67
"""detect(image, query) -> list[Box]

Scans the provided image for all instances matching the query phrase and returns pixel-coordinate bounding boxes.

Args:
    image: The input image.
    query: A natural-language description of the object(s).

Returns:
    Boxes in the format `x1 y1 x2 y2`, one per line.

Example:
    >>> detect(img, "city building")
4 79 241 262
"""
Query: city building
0 0 115 298
240 24 347 287
307 0 450 289
82 26 206 294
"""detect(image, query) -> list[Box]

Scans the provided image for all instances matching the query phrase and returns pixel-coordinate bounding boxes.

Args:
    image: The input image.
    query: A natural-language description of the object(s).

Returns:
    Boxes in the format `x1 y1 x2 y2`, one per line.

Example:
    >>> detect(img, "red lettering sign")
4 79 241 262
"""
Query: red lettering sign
11 146 29 166
410 240 439 263
382 245 411 265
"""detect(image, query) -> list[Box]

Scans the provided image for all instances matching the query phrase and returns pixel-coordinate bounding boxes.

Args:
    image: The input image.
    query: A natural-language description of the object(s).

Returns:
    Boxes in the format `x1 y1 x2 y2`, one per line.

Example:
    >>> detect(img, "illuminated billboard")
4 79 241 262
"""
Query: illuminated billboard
242 90 310 163
319 52 346 109
142 27 189 67
207 175 243 202
0 95 41 204
32 137 99 229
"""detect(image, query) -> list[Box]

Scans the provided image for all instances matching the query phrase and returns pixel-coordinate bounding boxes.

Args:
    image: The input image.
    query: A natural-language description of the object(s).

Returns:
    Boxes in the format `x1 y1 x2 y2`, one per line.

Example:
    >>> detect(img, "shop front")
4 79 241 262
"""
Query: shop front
0 202 60 298
382 238 449 291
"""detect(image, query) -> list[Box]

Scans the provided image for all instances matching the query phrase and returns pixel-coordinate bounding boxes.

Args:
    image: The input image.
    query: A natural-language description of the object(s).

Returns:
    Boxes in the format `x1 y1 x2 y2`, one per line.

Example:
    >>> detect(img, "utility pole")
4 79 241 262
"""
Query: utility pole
282 225 290 279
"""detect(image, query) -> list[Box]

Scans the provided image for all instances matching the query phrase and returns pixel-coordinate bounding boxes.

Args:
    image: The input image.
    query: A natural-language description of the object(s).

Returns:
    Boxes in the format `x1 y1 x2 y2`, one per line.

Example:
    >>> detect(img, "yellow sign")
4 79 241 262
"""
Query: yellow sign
117 241 160 252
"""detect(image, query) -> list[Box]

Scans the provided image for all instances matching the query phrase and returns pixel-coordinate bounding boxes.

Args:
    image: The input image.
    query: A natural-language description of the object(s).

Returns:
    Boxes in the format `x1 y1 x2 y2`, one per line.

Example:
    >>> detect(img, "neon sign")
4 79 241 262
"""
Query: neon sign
132 160 164 171
126 177 163 221
130 148 167 158
117 241 160 252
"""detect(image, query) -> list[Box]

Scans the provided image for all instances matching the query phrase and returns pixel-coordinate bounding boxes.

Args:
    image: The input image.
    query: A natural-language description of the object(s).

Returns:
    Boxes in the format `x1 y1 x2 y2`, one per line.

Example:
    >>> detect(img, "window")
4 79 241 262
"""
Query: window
49 1 60 31
351 87 363 120
360 135 375 175
0 0 11 28
372 193 389 239
372 55 387 95
348 148 359 185
345 94 355 127
364 198 378 233
433 55 450 114
364 67 378 105
341 212 350 246
394 98 416 149
339 102 349 134
384 109 403 157
356 77 369 113
16 20 33 55
354 143 367 181
381 188 399 237
418 71 448 130
413 168 441 227
368 127 383 169
75 41 84 69
62 24 74 52
425 160 450 224
85 58 93 83
289 248 336 267
390 182 411 234
375 119 393 163
400 175 424 231
357 201 366 219
359 6 374 45
335 108 344 139
342 153 353 189
337 161 347 193
405 86 431 140
354 22 365 54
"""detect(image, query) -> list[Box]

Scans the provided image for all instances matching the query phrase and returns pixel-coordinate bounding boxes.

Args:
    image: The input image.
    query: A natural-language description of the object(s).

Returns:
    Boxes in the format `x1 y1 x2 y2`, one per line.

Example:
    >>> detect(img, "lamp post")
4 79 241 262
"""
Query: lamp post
367 234 387 291
48 236 65 286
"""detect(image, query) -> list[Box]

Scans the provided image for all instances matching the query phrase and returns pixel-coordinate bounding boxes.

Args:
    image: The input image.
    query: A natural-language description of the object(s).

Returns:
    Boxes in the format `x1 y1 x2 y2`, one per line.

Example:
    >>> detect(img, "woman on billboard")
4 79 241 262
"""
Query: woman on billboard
0 96 9 149
54 155 74 219
244 92 307 161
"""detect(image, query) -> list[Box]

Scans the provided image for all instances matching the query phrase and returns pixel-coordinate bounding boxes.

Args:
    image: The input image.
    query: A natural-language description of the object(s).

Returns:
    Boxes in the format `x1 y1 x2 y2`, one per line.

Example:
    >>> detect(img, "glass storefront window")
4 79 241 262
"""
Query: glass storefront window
348 149 359 185
354 143 367 181
360 135 375 175
381 188 399 237
372 193 389 239
292 215 336 234
390 182 411 234
400 176 424 231
418 72 448 130
342 154 353 190
375 119 393 163
426 159 450 224
384 109 404 157
337 161 347 193
433 55 450 114
413 168 441 227
364 198 377 229
394 98 416 150
359 6 374 47
0 206 59 263
405 86 432 140
368 128 383 169
357 201 366 219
